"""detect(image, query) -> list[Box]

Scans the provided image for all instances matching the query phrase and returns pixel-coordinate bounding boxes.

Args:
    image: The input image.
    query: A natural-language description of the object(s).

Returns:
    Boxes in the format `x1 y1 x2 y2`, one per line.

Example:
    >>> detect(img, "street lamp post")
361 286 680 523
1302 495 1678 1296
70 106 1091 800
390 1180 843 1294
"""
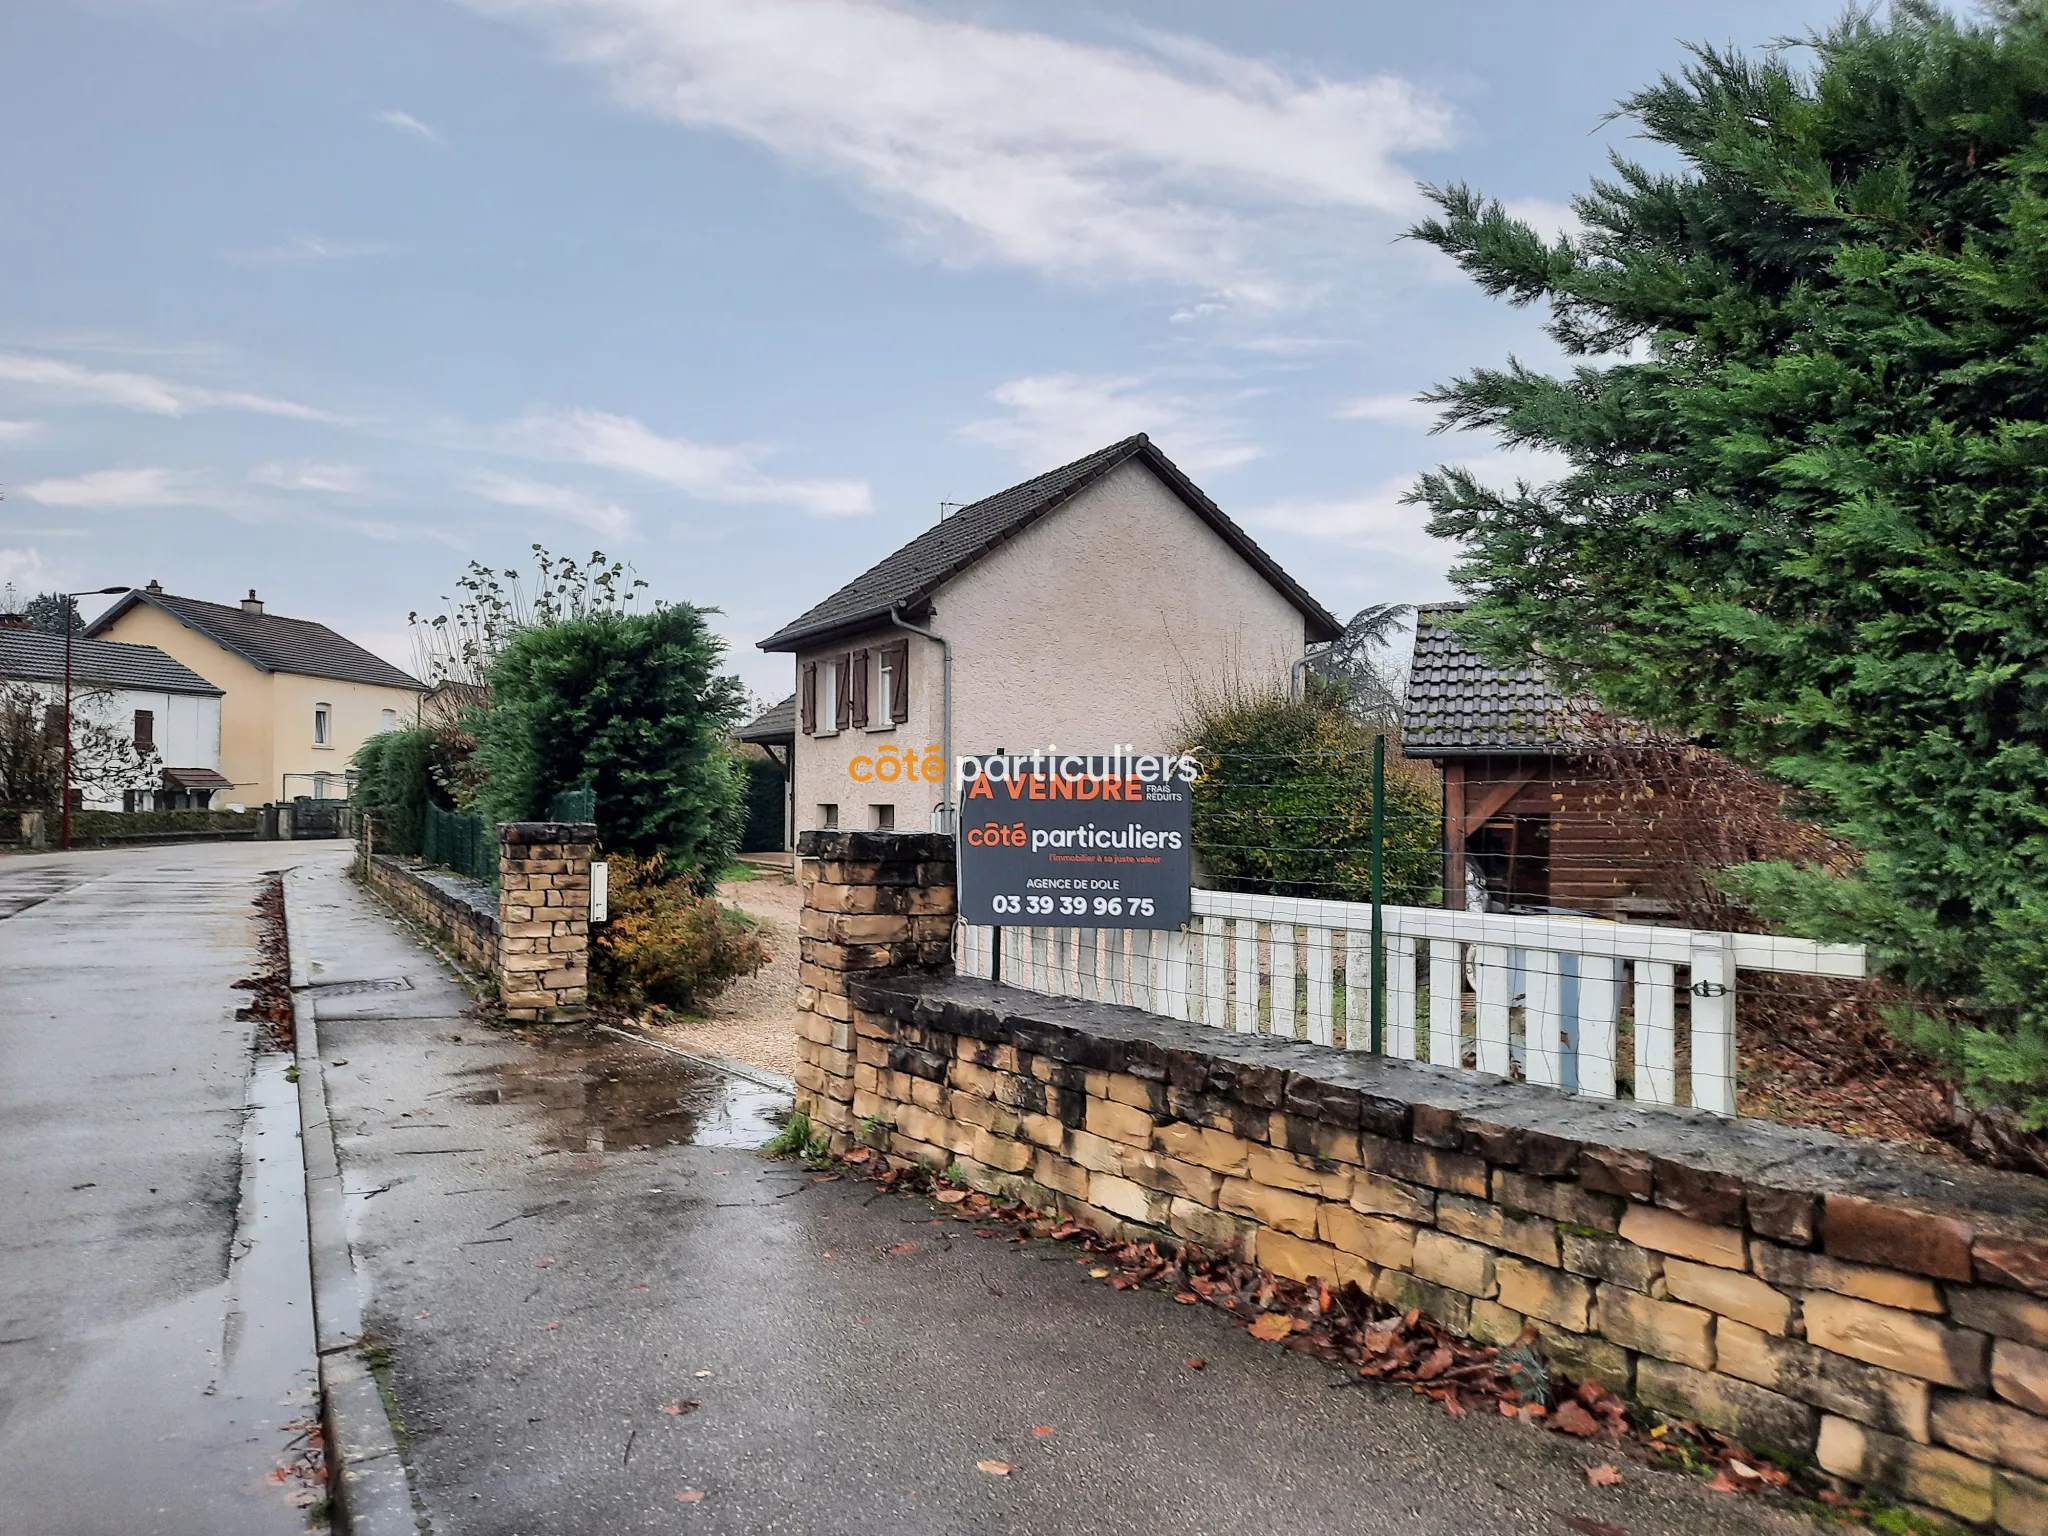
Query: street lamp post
60 587 135 852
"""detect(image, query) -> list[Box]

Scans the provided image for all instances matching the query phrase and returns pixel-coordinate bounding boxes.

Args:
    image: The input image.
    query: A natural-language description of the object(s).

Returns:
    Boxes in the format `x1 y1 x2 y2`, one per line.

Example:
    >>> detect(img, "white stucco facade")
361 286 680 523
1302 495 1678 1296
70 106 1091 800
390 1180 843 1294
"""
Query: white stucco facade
786 458 1312 835
12 680 224 809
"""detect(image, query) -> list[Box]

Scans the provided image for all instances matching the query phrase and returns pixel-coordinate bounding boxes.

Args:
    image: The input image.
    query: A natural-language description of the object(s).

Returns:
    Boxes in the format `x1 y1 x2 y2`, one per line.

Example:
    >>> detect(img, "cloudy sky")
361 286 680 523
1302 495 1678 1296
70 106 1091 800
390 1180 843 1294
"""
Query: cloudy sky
2 0 1850 702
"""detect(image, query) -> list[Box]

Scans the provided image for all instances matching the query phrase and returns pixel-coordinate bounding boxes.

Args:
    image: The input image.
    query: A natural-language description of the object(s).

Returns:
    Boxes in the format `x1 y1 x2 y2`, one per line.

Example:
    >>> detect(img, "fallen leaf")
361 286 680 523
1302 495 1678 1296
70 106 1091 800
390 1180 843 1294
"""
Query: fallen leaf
887 1242 918 1255
1089 1267 1111 1278
694 1369 713 1378
543 1321 560 1330
1565 1521 1626 1536
535 1257 556 1268
1551 1401 1601 1437
661 1401 700 1416
844 1147 873 1164
632 1283 649 1291
976 1459 1015 1477
854 1317 869 1325
1498 1400 1520 1418
821 1250 835 1258
1705 1474 1740 1494
1247 1313 1298 1342
415 1312 430 1319
676 1488 705 1503
1586 1464 1622 1487
1030 1425 1055 1437
935 1190 969 1205
1173 1292 1200 1305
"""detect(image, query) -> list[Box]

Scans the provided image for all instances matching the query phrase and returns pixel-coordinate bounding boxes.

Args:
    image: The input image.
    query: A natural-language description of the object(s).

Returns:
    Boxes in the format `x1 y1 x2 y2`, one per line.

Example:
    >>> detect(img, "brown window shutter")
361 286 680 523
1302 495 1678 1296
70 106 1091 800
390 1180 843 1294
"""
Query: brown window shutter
849 649 870 729
800 662 817 734
133 710 154 751
834 654 852 731
889 642 909 723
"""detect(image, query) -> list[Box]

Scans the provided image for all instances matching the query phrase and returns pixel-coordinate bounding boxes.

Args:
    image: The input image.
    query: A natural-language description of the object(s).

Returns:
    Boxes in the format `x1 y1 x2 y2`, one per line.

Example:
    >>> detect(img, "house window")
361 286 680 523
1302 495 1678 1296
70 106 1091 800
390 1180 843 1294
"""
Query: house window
873 651 895 730
872 804 894 831
380 708 397 733
819 803 839 829
132 710 154 752
313 704 331 747
818 662 839 735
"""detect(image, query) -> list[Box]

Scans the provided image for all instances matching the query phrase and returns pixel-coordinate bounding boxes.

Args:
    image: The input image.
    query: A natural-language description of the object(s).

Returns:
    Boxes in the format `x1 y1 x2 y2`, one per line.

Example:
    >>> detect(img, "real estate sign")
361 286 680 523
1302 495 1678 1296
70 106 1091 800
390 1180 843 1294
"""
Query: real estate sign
954 750 1194 929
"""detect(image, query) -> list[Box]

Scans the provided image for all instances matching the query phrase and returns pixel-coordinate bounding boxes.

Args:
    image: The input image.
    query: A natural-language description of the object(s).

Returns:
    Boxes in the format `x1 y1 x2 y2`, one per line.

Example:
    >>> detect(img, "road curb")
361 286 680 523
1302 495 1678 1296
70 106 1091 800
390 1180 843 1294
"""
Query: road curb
285 865 421 1536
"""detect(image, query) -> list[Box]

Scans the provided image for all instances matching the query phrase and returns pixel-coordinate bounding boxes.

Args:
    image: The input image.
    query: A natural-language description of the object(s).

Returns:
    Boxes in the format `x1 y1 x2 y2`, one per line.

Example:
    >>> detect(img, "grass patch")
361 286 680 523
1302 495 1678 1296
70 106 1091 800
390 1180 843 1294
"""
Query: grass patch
761 1108 830 1162
717 861 758 883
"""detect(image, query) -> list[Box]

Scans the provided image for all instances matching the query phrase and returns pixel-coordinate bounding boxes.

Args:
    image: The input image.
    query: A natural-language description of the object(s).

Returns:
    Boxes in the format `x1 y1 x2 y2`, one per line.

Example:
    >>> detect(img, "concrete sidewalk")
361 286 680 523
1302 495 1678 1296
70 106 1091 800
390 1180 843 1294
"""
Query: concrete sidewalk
300 857 1815 1535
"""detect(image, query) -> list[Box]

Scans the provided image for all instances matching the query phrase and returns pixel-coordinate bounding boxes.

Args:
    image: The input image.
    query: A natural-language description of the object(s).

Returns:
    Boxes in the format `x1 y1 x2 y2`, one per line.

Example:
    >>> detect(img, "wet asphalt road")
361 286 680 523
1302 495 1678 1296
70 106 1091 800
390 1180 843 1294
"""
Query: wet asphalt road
0 842 332 1536
302 861 1820 1536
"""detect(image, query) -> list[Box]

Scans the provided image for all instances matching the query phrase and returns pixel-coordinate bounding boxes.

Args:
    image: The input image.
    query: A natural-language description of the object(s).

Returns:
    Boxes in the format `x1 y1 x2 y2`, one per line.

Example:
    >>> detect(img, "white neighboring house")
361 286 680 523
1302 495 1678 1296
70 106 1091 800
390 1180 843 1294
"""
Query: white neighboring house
0 622 229 809
755 434 1342 839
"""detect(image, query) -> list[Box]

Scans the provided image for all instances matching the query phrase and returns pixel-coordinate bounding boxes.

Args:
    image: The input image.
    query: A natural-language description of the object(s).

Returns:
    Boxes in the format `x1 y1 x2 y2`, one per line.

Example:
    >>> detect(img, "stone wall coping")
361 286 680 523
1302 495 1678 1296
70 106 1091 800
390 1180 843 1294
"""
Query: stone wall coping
499 821 598 846
850 972 2048 1247
797 829 953 861
370 854 499 931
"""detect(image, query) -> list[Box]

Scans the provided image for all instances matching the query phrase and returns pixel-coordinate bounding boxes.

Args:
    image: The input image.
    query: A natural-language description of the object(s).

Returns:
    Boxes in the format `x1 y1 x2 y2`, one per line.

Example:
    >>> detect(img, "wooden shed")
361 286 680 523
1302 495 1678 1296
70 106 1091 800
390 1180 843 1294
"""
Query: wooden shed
1402 605 1671 921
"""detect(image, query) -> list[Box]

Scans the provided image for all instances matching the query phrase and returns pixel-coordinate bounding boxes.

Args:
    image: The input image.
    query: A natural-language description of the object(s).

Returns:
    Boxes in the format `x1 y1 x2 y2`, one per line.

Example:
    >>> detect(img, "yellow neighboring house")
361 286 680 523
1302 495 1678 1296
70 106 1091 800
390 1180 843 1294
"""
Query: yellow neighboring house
87 582 426 806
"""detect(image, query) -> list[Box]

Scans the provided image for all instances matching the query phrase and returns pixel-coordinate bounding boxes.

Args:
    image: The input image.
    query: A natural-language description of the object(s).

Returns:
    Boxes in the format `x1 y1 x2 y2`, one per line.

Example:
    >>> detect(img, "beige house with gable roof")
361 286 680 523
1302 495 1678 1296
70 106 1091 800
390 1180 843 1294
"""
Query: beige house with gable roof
752 435 1341 841
88 583 426 805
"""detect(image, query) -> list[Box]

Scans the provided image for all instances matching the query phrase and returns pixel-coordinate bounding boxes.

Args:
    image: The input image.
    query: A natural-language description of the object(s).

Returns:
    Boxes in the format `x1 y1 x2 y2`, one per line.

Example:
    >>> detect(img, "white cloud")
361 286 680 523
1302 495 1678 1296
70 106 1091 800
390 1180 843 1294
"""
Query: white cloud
1242 450 1570 562
957 373 1262 475
1334 393 1439 430
377 109 445 145
469 471 635 539
250 461 373 495
1503 197 1582 242
19 467 206 510
504 408 873 516
0 418 41 443
227 236 390 266
0 547 47 589
0 352 341 422
467 0 1453 300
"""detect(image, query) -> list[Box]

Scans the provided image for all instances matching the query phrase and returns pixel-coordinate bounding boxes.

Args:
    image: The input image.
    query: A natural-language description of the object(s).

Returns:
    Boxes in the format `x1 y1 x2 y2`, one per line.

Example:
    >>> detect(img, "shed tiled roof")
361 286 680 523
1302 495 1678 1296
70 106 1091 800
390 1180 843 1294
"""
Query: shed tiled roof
737 694 796 745
87 590 424 692
1401 603 1595 756
0 628 223 695
758 435 1341 651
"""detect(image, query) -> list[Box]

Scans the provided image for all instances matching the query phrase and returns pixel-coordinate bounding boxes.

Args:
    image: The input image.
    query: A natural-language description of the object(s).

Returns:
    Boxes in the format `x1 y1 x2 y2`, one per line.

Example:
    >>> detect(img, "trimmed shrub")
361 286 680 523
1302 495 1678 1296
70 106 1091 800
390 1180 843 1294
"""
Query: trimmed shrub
1180 681 1441 905
590 853 767 1011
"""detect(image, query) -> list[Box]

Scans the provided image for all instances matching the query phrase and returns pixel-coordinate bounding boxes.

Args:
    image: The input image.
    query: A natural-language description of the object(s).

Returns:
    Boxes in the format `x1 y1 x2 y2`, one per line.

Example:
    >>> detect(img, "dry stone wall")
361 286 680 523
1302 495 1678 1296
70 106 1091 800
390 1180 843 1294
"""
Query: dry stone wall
790 831 2048 1534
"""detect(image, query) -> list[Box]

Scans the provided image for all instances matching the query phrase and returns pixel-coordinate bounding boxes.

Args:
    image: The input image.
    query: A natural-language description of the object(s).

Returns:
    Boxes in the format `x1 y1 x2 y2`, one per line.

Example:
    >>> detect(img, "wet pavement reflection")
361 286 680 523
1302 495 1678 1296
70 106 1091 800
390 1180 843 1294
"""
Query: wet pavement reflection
452 1032 789 1153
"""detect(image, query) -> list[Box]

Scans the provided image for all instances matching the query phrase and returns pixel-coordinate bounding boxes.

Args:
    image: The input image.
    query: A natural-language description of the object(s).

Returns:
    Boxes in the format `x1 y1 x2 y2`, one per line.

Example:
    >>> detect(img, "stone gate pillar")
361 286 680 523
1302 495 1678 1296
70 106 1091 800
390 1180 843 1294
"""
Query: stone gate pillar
497 821 596 1022
793 830 956 1142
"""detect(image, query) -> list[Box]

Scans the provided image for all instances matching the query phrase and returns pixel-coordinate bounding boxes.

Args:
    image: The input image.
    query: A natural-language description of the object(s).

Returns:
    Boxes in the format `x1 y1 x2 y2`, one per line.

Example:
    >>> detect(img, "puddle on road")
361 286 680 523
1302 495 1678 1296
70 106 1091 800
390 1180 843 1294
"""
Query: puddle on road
454 1033 789 1153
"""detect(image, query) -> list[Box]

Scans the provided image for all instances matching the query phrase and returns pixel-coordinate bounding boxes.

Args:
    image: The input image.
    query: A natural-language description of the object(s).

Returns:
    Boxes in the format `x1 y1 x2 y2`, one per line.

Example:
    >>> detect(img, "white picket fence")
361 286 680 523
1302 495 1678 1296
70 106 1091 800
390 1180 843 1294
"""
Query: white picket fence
955 891 1867 1117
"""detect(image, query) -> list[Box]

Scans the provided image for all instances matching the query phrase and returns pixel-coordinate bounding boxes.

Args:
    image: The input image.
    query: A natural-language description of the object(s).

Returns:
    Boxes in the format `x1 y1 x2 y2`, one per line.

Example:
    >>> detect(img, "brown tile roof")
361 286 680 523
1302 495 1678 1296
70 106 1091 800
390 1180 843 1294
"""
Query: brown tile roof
87 590 424 692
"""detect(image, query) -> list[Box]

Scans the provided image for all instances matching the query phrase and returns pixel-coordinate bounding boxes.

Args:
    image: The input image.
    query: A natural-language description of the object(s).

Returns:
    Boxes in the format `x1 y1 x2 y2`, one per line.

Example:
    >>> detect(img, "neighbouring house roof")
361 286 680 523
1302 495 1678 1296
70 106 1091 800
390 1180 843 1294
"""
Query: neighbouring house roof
86 589 426 692
758 434 1343 652
0 628 223 696
423 679 490 722
1402 603 1600 757
162 766 234 792
737 694 796 746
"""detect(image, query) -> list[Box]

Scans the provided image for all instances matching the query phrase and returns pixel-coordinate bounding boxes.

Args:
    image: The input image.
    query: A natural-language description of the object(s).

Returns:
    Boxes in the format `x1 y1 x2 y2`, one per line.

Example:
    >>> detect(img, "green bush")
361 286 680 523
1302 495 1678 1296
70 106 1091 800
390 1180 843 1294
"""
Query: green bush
351 728 447 857
475 606 748 893
590 853 767 1011
1179 682 1441 905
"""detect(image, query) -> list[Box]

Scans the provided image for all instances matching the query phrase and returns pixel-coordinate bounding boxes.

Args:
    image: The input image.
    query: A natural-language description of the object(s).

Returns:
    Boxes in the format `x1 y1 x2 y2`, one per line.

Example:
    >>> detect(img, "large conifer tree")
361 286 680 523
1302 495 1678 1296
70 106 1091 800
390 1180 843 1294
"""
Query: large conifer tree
1410 2 2048 1124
